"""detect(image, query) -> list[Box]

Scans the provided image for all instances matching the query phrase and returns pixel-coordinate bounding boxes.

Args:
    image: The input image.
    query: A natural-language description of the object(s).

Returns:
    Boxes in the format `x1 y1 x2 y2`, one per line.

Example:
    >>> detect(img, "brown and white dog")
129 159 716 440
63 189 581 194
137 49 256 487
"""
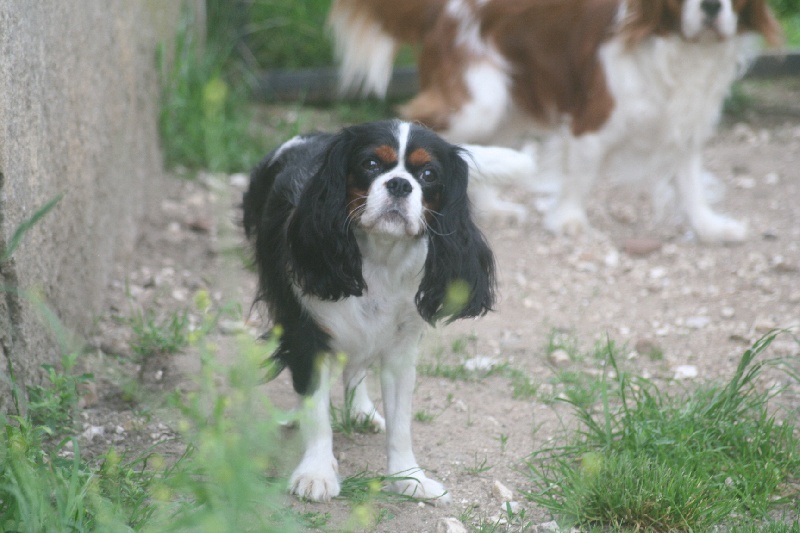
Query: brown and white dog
329 0 781 241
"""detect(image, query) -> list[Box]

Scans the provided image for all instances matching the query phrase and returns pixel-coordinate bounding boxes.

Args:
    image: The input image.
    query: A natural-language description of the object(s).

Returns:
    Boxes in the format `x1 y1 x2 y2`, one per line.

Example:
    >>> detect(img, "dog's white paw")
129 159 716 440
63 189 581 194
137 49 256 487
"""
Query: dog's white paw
692 213 748 243
544 204 589 236
471 185 529 225
353 409 386 432
289 456 340 502
387 473 452 505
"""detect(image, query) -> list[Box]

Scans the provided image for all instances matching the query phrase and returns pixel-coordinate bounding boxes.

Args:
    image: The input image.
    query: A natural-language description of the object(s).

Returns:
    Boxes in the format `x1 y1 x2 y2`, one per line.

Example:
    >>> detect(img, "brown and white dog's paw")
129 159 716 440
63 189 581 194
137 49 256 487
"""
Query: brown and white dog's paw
544 204 589 236
692 212 748 243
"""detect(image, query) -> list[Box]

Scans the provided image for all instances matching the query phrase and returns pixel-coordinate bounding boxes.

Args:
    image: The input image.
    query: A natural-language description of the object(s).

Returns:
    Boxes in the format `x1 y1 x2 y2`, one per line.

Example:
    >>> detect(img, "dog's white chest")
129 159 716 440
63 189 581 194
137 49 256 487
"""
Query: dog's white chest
298 235 428 367
601 36 742 146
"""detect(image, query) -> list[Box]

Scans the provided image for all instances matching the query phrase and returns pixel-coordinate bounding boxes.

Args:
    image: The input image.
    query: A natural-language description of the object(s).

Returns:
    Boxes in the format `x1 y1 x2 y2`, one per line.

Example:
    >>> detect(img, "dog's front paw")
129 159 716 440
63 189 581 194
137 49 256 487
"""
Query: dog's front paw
387 472 452 505
472 185 529 225
544 204 589 236
692 212 748 243
289 456 340 502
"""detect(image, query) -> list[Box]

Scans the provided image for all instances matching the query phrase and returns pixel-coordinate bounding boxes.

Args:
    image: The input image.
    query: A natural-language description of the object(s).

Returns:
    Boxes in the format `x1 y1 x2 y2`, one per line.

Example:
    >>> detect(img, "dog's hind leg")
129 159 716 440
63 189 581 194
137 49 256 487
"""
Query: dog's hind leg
544 131 604 236
343 367 386 432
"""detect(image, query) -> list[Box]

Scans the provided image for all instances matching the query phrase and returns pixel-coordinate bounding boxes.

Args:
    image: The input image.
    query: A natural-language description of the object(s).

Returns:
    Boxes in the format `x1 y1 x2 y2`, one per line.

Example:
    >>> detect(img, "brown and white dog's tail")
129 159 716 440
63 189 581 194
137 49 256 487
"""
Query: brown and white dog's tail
460 144 539 222
328 0 445 97
460 144 537 188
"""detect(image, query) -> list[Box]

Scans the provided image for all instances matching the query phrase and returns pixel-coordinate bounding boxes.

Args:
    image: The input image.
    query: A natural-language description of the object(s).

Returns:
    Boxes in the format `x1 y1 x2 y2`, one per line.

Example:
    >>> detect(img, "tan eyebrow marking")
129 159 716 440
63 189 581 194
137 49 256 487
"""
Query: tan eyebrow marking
374 144 398 164
408 148 432 166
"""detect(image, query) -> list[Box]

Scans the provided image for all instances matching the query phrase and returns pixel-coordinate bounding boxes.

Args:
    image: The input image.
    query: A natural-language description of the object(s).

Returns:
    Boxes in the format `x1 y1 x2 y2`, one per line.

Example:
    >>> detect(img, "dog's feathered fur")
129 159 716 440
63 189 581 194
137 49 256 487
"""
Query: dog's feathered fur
243 120 495 503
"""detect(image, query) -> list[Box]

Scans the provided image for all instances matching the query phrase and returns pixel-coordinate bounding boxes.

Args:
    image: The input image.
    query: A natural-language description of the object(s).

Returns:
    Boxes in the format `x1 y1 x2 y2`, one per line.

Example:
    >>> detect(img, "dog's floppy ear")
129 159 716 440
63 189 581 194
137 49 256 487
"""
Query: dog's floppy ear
286 133 366 300
740 0 782 47
623 0 678 46
416 147 496 323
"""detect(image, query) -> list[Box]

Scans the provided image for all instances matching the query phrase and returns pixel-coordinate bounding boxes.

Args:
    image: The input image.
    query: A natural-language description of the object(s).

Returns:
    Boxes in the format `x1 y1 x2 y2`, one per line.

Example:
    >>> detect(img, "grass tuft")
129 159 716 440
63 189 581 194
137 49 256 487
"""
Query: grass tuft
525 332 800 531
158 5 265 173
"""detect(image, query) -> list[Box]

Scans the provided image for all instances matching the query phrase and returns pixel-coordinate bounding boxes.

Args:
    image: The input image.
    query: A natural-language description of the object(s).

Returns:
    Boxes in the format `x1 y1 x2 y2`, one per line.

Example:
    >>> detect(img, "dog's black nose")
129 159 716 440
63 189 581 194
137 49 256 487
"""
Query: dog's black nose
700 0 721 17
386 177 413 198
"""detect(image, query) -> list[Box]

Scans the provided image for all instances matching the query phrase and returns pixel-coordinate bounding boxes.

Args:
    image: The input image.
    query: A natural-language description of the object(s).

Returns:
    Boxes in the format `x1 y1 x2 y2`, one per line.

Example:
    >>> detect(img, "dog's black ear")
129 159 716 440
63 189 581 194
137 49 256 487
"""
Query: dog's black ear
416 147 496 323
286 134 365 300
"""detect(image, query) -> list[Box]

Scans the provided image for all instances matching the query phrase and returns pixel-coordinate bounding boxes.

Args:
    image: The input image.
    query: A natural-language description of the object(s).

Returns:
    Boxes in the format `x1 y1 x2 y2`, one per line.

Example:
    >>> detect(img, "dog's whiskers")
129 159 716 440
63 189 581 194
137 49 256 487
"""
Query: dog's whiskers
422 209 455 237
345 201 367 232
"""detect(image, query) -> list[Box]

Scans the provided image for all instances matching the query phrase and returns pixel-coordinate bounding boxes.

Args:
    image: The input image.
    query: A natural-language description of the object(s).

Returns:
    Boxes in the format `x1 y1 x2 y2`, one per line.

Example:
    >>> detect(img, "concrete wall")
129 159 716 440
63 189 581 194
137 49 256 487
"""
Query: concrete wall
0 1 202 408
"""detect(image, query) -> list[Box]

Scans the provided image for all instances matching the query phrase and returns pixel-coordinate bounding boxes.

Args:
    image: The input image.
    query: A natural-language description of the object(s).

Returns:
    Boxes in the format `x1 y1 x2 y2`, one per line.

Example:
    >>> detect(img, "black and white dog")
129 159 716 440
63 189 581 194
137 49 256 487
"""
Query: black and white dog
243 120 496 504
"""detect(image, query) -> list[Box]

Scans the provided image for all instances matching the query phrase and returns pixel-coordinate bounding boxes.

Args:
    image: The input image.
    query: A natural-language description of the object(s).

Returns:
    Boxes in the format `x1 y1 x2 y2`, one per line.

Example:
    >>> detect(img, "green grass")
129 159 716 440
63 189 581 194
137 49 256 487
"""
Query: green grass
158 4 266 173
0 194 63 262
524 332 800 531
773 0 800 45
231 0 333 70
330 385 382 436
1 304 305 532
128 309 189 359
464 453 493 476
25 352 93 436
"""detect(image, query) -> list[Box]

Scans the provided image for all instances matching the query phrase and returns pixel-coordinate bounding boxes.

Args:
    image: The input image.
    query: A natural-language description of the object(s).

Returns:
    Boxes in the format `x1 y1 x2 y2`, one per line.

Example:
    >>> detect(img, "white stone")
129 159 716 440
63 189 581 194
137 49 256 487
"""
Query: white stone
549 349 571 366
464 356 497 372
492 480 514 502
685 316 711 329
673 365 698 380
437 517 468 533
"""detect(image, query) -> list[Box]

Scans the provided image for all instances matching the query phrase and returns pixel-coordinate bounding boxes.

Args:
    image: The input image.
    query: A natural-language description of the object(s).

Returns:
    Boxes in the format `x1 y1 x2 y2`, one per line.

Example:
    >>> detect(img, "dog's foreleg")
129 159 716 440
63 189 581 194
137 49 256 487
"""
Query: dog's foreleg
676 152 747 242
381 346 451 505
289 357 340 501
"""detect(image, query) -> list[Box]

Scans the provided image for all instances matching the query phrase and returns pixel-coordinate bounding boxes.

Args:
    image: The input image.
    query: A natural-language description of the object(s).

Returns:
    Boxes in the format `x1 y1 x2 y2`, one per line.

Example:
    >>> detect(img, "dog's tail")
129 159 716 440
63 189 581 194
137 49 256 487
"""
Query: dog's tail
460 144 537 187
328 0 446 97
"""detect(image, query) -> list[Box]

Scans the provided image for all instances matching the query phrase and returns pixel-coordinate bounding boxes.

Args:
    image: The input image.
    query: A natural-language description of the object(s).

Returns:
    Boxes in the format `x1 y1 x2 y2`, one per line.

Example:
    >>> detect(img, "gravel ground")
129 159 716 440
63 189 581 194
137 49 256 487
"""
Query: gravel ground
80 78 800 532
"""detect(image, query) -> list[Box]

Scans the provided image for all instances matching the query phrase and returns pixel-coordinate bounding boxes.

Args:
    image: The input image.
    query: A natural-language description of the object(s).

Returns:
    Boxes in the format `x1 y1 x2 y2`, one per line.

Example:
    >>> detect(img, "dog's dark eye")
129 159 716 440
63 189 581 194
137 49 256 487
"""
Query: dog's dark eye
361 158 381 172
419 168 437 183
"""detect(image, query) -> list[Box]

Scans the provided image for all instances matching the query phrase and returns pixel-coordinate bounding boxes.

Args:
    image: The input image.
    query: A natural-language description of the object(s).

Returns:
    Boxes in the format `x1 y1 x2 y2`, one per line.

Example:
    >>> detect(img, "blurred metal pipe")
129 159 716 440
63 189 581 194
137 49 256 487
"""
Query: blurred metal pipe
253 52 800 104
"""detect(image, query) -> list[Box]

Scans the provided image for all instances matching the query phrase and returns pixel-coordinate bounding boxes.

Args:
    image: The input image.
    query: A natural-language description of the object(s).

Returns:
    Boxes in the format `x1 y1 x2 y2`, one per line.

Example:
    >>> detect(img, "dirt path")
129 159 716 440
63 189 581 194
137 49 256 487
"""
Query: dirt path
84 79 800 532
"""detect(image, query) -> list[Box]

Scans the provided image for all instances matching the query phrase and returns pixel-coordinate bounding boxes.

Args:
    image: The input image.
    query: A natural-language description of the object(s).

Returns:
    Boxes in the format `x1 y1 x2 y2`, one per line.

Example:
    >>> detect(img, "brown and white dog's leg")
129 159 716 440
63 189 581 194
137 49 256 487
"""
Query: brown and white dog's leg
544 132 605 236
676 151 747 242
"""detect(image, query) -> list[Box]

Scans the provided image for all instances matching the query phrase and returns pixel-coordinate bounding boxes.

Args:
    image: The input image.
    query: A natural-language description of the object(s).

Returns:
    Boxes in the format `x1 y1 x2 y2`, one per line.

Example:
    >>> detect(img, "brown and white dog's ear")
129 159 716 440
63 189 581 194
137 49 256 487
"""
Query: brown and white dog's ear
622 0 681 46
740 0 783 47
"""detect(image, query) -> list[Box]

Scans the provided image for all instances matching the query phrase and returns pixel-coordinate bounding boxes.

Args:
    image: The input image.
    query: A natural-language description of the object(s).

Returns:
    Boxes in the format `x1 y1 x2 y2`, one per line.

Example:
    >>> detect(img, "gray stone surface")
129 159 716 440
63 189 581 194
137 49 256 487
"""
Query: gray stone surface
0 1 202 407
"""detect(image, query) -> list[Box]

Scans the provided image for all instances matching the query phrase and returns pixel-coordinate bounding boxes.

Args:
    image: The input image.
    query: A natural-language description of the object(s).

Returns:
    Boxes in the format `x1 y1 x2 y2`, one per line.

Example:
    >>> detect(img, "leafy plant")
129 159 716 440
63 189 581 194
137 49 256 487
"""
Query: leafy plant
464 453 493 476
25 352 93 436
128 309 190 359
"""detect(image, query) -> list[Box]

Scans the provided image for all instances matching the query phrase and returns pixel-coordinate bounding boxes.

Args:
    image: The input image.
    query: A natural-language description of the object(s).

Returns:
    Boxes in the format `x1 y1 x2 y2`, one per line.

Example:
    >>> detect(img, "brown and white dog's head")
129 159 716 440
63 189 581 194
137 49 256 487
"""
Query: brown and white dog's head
623 0 782 45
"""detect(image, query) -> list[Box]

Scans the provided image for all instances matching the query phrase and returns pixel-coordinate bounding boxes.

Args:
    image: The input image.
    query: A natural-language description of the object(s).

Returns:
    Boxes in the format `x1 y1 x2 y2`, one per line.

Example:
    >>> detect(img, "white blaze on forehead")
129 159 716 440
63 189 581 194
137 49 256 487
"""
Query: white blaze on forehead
395 121 412 169
359 121 425 237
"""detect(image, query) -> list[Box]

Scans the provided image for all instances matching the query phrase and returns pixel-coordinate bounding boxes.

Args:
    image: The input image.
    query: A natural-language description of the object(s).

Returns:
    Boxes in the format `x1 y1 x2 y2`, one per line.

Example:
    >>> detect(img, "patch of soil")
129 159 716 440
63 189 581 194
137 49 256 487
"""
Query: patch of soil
83 78 800 531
